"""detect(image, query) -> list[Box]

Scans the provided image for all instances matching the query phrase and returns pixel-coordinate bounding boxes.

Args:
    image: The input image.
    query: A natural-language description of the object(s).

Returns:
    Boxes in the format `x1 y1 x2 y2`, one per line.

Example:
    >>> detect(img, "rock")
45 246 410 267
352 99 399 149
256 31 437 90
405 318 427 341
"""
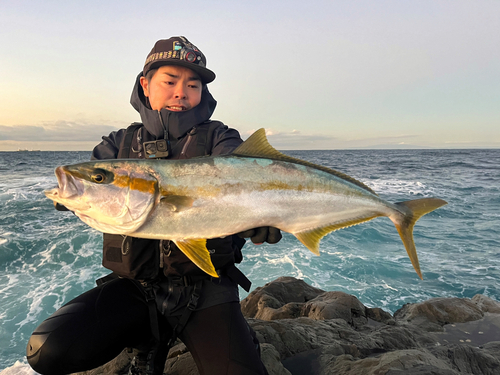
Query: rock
430 344 500 375
473 294 500 314
366 307 396 326
260 343 292 375
245 278 499 375
242 277 397 330
302 291 368 327
483 341 500 352
248 317 359 359
394 297 484 332
163 352 199 375
162 342 198 375
241 276 325 320
434 313 500 347
330 350 456 375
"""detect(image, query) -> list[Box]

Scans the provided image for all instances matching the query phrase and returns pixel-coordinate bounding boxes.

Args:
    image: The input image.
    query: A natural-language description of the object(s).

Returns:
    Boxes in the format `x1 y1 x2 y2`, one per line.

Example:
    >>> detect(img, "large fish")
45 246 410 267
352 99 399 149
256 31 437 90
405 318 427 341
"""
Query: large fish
45 129 447 279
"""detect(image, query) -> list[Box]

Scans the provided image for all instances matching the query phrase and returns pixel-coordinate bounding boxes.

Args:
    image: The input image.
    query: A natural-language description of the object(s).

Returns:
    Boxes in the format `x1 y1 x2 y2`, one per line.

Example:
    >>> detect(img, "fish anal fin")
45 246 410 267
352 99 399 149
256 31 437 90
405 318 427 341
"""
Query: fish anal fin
295 231 322 256
160 195 194 212
295 215 381 256
173 239 218 278
233 129 377 196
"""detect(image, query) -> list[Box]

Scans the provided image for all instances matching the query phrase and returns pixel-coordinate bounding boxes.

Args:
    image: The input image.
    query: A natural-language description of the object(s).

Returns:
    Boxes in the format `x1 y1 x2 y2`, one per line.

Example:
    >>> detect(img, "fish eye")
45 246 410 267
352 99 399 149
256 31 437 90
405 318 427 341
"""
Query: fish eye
92 173 106 183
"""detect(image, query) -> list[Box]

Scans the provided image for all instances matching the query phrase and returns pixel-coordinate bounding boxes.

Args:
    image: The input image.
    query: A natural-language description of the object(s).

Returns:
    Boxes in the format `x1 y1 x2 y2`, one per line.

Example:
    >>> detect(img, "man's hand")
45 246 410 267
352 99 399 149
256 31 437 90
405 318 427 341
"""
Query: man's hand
237 227 282 245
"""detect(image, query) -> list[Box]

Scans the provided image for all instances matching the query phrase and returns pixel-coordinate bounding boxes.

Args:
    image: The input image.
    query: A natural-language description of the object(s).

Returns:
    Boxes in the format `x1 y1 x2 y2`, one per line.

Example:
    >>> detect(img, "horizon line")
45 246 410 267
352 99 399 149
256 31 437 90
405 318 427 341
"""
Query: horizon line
2 147 499 152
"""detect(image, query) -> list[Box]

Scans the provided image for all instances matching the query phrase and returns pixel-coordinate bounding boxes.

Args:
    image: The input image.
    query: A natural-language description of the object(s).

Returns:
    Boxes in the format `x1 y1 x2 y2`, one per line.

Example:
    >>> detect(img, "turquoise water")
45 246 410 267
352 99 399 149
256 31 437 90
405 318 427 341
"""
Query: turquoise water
1 149 499 371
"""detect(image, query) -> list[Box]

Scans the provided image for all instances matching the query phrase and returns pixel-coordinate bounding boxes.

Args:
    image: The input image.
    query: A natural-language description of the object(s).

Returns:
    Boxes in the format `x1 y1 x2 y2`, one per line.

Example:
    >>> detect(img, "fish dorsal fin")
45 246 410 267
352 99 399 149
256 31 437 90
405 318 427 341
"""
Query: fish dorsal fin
233 129 377 195
233 128 287 160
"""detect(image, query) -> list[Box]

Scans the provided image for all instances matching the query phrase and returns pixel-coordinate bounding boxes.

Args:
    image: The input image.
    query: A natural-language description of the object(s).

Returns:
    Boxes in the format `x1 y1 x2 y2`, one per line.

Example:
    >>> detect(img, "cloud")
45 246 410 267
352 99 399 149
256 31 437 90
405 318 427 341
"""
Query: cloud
0 121 120 142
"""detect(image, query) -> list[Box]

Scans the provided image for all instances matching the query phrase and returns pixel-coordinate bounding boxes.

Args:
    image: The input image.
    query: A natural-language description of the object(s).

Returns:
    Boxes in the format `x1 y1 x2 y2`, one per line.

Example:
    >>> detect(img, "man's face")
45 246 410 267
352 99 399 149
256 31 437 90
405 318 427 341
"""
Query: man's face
140 65 202 112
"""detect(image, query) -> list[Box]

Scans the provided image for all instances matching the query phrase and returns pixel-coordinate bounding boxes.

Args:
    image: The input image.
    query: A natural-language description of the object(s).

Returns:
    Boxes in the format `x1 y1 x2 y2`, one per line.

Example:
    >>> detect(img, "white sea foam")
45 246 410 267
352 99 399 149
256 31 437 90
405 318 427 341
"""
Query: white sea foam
0 361 39 374
381 282 398 291
366 178 435 197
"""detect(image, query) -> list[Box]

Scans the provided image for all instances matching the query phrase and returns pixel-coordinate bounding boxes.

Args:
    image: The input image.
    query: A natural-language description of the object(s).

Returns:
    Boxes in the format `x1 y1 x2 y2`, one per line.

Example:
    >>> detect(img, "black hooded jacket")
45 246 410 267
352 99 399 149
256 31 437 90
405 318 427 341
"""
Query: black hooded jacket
92 73 243 160
92 73 246 280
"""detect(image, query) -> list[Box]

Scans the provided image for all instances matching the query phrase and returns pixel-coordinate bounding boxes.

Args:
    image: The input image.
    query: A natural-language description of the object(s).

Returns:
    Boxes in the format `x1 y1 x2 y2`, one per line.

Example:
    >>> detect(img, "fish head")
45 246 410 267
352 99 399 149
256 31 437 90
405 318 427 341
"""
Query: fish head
44 161 158 234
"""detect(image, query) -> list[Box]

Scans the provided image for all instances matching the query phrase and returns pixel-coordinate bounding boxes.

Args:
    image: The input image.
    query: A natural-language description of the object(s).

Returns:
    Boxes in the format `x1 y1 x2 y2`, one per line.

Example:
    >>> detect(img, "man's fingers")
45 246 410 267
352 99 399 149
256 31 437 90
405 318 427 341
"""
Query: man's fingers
251 227 268 244
237 227 282 245
267 227 282 244
237 229 256 239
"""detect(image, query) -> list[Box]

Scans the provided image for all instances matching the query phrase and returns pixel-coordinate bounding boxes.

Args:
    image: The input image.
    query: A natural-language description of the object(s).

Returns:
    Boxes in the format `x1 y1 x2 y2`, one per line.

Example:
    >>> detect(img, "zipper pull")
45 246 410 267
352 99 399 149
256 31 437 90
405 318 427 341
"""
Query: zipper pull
159 240 164 268
159 240 171 268
181 127 197 155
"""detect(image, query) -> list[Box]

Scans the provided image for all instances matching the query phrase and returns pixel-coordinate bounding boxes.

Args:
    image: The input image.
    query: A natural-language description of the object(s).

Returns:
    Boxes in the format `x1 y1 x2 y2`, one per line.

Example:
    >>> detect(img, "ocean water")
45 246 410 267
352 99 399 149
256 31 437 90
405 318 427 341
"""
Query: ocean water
1 149 499 371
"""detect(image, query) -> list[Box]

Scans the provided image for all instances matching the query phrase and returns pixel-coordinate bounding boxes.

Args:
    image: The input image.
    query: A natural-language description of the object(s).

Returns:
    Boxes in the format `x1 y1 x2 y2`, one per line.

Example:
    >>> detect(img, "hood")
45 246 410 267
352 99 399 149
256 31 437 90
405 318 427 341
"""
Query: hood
130 72 217 139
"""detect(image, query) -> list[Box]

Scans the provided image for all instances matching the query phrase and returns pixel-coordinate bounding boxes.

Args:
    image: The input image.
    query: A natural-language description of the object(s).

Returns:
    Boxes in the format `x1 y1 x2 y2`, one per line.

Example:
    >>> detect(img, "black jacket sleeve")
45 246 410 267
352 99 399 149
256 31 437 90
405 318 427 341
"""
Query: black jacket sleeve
210 124 243 156
91 129 127 160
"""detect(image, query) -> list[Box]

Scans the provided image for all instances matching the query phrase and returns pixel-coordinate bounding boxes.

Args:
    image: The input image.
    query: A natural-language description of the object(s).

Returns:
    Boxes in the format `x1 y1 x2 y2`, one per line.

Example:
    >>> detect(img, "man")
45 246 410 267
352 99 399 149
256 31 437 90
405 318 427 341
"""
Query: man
27 36 281 375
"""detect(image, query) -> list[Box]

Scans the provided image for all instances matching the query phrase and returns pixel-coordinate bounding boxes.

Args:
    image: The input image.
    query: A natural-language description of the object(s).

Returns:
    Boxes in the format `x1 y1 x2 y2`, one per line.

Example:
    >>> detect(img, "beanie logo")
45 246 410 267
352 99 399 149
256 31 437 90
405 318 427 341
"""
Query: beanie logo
173 41 183 51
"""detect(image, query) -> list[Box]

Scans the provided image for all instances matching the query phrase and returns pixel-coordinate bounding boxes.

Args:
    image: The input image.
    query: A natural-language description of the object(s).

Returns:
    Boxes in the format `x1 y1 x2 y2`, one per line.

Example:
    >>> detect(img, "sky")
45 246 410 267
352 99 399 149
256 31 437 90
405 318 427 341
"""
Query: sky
0 0 499 151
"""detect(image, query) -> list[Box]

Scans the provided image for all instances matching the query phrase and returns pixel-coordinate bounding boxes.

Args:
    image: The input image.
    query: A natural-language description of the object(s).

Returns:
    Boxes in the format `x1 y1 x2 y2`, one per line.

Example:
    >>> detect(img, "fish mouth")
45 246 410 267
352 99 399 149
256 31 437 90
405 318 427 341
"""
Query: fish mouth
44 166 85 204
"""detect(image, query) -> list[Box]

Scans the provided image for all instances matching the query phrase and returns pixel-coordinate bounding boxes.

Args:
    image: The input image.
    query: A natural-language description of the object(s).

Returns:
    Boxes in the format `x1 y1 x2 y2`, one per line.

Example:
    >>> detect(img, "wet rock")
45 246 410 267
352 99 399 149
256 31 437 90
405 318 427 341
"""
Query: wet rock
163 351 198 375
472 294 500 314
244 278 499 375
366 307 396 326
430 344 500 375
330 349 455 375
260 343 292 375
302 291 368 327
241 276 325 320
394 297 484 332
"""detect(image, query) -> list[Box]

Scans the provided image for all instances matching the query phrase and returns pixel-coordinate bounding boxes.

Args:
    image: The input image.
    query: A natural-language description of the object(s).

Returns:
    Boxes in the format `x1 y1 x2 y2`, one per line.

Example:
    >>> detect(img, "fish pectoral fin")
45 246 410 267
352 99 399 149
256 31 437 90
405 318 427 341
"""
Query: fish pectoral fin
295 215 381 256
173 239 219 278
160 195 194 212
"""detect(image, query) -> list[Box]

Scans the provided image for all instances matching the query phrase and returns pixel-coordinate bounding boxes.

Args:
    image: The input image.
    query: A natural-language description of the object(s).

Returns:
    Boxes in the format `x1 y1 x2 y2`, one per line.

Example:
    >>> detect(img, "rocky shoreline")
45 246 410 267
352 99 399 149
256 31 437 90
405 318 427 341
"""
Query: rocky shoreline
74 276 500 375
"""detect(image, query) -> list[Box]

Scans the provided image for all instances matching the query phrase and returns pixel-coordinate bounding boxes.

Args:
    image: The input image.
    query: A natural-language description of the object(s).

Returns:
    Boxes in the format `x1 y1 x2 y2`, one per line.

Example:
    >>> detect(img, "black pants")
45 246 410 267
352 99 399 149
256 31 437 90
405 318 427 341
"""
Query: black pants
27 278 268 375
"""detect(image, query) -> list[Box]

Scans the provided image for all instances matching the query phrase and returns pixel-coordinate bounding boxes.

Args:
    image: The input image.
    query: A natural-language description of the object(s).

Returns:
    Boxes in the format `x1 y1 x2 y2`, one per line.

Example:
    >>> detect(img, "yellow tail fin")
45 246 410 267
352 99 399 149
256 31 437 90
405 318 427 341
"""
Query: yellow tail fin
391 198 447 279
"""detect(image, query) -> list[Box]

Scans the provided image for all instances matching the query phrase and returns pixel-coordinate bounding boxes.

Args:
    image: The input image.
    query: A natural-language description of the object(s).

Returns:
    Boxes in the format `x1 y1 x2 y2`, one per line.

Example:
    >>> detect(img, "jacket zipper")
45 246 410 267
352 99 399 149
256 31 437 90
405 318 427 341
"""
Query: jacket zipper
181 127 197 156
159 240 164 269
158 111 170 140
159 240 171 269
